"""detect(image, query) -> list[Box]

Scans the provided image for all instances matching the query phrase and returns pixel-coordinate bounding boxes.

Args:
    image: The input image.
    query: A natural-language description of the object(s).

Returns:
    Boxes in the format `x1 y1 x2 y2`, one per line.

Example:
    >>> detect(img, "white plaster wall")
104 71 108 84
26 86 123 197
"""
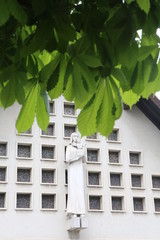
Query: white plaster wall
0 97 160 240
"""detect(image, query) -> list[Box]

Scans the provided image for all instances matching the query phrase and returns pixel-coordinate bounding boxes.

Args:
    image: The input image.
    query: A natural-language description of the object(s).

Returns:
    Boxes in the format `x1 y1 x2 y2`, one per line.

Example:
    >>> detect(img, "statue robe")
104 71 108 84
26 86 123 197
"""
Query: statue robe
66 144 86 215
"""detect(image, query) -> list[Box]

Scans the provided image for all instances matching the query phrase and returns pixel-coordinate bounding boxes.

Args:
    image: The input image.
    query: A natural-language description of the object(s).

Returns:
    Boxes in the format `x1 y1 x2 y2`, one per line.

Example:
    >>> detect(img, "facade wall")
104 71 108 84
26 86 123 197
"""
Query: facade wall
0 96 160 240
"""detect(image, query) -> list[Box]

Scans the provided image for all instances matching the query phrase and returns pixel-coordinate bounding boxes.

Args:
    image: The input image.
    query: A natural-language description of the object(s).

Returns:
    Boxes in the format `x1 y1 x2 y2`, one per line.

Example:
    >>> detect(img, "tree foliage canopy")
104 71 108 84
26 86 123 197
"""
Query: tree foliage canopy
0 0 160 136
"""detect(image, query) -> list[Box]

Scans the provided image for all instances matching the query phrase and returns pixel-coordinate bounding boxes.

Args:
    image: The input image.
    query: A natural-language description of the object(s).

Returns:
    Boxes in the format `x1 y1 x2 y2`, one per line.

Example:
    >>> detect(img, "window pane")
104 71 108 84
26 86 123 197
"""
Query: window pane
110 174 121 186
0 168 6 182
89 196 101 210
17 169 31 183
131 175 141 188
88 172 100 185
0 193 5 208
42 194 55 209
64 104 75 115
130 153 140 165
64 126 75 137
42 170 54 183
87 150 98 162
112 197 122 210
108 130 118 141
152 176 160 188
133 198 143 211
109 151 119 163
42 146 54 159
18 145 31 158
16 194 31 208
0 143 7 156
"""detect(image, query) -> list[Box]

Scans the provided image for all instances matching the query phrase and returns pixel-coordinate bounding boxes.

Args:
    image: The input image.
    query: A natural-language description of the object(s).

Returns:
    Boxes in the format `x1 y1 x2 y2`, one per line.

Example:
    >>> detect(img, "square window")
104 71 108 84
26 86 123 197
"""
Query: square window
87 149 99 163
17 168 31 183
152 176 160 189
42 145 55 160
110 173 122 187
19 128 32 135
0 193 6 209
109 150 120 164
133 197 145 212
16 193 31 209
42 194 55 210
17 144 32 159
89 195 102 211
129 152 141 165
41 123 55 137
0 142 7 157
64 125 76 138
0 167 7 182
88 172 101 186
42 169 55 184
87 133 97 140
64 103 75 116
112 196 123 211
154 198 160 212
65 169 68 185
49 101 55 115
131 174 143 188
108 129 119 141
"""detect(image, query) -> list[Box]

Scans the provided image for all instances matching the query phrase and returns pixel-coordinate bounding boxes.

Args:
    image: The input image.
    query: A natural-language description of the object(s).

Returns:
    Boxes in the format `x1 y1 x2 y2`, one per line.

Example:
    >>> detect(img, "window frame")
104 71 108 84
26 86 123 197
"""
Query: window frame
15 192 33 211
41 168 57 185
87 170 102 188
41 193 57 211
16 167 33 185
41 144 56 161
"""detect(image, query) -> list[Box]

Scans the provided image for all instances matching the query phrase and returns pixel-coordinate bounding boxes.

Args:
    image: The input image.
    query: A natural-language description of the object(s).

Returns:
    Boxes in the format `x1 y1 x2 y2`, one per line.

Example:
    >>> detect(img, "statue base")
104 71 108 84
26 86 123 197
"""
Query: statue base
67 215 88 231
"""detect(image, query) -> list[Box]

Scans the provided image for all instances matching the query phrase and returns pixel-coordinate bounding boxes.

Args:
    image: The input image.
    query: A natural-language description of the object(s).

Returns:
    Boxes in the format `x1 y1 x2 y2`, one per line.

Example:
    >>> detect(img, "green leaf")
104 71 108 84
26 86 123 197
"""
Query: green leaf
16 82 38 133
121 89 140 109
36 87 49 131
1 79 16 108
72 62 89 107
0 0 9 26
109 78 123 120
63 75 74 102
7 0 27 24
77 54 103 68
137 46 157 62
40 52 61 82
49 54 68 99
75 59 97 93
26 55 38 77
77 79 104 137
96 79 115 137
111 68 130 92
136 0 150 14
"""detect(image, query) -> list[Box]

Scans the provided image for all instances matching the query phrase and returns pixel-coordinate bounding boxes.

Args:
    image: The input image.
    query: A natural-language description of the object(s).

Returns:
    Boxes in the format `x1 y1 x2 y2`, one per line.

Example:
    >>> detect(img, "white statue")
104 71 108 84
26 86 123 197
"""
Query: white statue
66 132 86 216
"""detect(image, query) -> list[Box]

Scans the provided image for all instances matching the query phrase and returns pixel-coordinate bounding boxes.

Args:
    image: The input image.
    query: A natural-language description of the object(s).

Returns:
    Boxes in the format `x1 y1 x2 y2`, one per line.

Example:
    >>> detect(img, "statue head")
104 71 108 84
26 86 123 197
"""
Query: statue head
70 132 80 145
